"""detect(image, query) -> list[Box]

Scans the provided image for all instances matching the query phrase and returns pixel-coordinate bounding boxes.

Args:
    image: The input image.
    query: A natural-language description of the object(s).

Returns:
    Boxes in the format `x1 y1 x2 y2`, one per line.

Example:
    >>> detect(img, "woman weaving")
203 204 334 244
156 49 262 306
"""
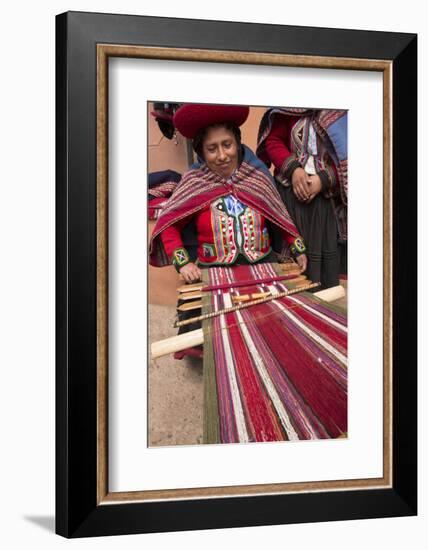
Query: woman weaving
149 104 348 443
149 103 307 281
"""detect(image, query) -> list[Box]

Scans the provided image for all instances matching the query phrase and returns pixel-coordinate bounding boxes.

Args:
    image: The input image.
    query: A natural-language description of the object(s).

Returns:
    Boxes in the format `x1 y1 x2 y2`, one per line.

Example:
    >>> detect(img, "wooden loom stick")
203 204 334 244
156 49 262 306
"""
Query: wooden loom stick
151 329 204 359
174 282 321 328
281 264 300 272
203 273 305 292
177 271 304 294
179 290 204 301
177 300 203 312
313 284 345 302
177 276 318 309
178 278 307 300
272 274 307 286
177 282 205 293
232 292 271 303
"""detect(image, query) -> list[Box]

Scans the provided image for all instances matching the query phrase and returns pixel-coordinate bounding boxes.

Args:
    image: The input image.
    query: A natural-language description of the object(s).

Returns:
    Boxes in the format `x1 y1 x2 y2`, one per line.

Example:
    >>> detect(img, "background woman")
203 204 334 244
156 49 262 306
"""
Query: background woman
257 107 347 289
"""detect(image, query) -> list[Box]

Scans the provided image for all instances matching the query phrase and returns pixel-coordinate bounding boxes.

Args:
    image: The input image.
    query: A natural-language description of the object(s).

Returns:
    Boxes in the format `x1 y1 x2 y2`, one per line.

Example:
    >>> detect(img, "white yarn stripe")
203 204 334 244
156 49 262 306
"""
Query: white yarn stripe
218 292 249 443
233 307 300 441
268 286 348 366
250 282 319 439
286 295 348 333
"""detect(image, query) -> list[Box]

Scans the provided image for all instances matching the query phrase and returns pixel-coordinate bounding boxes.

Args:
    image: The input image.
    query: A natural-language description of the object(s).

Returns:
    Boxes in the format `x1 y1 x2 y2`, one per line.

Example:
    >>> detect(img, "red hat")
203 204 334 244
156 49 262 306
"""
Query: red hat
173 103 250 139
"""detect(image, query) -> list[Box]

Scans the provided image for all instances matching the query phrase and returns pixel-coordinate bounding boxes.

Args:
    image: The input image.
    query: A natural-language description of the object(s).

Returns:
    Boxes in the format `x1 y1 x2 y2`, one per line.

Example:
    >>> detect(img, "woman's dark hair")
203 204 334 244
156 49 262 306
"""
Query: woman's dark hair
192 122 242 161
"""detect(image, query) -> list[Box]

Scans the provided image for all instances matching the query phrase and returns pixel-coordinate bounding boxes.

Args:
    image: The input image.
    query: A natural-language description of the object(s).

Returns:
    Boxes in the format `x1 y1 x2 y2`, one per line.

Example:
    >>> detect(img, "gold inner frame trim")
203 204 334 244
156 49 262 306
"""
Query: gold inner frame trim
96 43 393 504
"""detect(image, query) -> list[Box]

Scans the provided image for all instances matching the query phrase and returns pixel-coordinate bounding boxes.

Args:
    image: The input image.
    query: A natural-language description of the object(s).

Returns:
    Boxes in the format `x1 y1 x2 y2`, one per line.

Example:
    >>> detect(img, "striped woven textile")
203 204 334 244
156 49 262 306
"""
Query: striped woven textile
202 263 347 444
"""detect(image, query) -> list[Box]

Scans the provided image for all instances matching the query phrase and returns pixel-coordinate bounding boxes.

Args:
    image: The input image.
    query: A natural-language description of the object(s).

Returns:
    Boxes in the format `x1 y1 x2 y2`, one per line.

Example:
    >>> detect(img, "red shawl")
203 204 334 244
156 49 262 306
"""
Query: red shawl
149 146 300 267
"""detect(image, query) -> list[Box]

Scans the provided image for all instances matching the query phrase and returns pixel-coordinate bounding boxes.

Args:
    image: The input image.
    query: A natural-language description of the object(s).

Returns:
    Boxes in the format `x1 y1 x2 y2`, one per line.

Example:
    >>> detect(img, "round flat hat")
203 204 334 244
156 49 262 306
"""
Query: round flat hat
173 103 249 139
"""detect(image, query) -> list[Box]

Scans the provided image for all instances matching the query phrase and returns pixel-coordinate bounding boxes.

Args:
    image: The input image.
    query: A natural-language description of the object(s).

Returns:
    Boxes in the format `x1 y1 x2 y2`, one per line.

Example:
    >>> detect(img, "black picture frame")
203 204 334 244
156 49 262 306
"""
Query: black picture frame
56 11 417 538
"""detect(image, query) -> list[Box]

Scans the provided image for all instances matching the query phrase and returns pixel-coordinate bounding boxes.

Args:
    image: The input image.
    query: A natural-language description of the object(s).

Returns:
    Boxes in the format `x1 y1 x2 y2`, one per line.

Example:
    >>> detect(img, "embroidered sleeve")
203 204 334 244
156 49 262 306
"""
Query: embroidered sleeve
279 155 303 181
171 247 190 272
289 236 306 256
318 164 338 198
160 216 192 262
264 114 303 181
277 233 306 262
282 232 306 255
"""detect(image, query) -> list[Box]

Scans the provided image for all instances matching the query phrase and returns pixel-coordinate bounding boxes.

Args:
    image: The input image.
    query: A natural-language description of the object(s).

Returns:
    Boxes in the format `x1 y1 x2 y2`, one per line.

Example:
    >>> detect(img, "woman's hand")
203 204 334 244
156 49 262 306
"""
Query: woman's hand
296 254 308 273
306 174 322 202
179 262 202 284
291 167 311 202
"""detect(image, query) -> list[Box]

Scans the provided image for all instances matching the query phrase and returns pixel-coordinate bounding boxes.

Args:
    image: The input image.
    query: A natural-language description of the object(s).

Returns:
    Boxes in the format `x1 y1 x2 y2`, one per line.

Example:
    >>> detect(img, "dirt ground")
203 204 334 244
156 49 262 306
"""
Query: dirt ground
148 303 203 446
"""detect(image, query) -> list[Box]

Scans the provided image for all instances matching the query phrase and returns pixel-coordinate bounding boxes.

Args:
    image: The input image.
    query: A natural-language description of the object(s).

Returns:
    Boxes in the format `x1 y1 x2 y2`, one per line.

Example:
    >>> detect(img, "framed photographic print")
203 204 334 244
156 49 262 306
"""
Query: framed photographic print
56 11 417 537
147 101 348 449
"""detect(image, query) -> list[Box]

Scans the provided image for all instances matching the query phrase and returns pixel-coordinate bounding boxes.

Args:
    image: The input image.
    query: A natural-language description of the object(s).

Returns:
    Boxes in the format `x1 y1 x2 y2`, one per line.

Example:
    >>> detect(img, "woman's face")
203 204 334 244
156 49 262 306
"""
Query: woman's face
201 126 239 179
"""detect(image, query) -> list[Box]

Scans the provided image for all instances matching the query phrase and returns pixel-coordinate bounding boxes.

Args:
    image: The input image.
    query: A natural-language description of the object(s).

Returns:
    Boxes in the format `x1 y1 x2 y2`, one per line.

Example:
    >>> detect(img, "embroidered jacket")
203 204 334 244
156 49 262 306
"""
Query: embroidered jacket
149 145 305 269
160 195 299 267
